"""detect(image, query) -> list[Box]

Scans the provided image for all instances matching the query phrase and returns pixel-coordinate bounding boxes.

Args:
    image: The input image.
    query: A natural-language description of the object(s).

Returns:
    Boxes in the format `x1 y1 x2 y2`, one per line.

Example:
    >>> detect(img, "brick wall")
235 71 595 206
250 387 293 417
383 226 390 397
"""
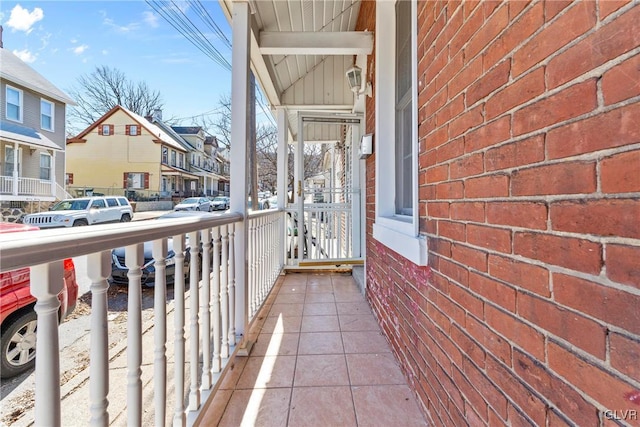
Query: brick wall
360 1 640 426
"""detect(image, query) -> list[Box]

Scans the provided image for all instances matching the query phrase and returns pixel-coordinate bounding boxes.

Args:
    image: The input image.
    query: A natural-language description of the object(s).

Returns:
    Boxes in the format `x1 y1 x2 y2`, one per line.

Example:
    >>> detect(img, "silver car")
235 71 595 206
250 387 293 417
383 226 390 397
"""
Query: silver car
174 197 212 212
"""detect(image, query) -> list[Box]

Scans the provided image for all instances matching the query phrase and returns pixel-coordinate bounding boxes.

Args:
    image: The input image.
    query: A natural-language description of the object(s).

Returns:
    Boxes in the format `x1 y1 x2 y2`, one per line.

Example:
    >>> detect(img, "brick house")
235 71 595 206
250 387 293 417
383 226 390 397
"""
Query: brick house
354 1 640 425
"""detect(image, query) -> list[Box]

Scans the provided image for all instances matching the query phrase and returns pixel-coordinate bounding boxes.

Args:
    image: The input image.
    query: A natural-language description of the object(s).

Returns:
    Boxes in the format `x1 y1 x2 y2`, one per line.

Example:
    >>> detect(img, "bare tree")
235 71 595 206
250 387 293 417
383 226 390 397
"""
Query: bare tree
66 66 164 135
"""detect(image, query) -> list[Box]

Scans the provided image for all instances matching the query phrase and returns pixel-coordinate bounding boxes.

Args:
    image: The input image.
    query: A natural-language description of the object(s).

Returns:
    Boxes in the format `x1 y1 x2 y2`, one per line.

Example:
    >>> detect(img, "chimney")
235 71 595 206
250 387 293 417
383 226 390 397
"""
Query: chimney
153 108 163 122
1 26 4 49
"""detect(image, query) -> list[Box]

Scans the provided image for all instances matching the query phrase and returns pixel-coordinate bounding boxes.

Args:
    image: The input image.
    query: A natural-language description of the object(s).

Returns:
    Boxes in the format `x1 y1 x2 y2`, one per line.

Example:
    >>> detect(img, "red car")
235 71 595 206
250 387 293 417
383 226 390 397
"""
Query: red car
0 223 79 378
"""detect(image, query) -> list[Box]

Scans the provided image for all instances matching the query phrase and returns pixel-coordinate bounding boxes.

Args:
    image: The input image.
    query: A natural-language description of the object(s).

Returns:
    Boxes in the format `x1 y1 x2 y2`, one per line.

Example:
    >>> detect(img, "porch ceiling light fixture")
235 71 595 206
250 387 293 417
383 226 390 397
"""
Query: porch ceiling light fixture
346 65 372 97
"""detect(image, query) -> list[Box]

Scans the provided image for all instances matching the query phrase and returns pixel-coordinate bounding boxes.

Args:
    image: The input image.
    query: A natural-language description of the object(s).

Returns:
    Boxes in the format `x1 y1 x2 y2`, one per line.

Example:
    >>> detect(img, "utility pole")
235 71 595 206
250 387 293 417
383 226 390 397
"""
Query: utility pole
249 72 258 210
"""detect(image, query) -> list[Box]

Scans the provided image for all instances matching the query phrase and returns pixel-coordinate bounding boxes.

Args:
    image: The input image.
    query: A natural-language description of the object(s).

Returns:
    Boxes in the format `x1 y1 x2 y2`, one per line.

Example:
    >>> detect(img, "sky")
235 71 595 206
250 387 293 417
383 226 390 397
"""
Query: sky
0 1 247 129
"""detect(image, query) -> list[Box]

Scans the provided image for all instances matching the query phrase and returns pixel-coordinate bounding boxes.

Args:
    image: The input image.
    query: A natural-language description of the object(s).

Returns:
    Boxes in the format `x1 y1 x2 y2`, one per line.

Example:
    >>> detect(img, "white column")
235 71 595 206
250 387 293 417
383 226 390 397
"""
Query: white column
277 108 288 266
187 231 200 411
12 144 18 196
31 261 64 427
230 0 250 340
51 150 57 197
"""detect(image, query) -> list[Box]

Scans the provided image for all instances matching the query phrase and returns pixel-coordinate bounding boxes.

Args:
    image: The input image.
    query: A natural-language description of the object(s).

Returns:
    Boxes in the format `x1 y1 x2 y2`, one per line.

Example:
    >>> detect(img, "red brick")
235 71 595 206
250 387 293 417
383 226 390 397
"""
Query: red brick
488 254 550 297
432 239 453 258
512 1 596 77
553 273 640 335
451 324 486 368
547 409 573 427
449 106 484 138
551 199 640 239
465 4 509 61
509 0 532 19
464 352 507 419
468 224 512 253
547 103 640 159
439 257 468 288
425 47 450 89
435 51 464 92
599 0 633 19
449 56 483 97
518 291 606 358
469 271 516 312
511 161 597 196
450 4 484 58
467 60 511 105
544 0 574 20
464 116 511 153
424 86 449 118
465 175 509 198
486 305 546 361
486 67 545 120
435 137 464 163
438 220 466 241
436 181 464 200
426 164 449 183
513 79 597 136
601 150 640 194
428 201 450 219
547 341 638 416
514 232 602 274
467 314 513 366
485 355 547 426
610 333 640 382
450 152 484 179
436 95 465 127
606 244 640 289
486 201 548 230
602 53 640 104
485 135 545 171
425 125 449 150
427 300 452 333
434 4 464 56
452 365 489 421
451 201 485 222
546 5 640 88
513 348 600 426
484 2 544 71
452 244 488 272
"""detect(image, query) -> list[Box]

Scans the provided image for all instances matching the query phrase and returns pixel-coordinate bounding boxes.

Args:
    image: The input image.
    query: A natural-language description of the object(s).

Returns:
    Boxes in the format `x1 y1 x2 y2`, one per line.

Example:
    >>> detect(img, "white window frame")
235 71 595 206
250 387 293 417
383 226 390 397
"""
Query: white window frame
372 0 427 266
127 172 145 189
6 86 23 123
129 124 138 135
39 153 52 180
102 124 111 136
40 99 55 132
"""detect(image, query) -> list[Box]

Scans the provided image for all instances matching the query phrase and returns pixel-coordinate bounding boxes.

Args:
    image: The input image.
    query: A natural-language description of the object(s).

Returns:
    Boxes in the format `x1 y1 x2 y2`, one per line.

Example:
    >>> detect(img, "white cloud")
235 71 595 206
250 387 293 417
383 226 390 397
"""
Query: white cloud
13 49 37 63
73 44 89 55
101 49 109 55
6 5 44 34
142 11 159 28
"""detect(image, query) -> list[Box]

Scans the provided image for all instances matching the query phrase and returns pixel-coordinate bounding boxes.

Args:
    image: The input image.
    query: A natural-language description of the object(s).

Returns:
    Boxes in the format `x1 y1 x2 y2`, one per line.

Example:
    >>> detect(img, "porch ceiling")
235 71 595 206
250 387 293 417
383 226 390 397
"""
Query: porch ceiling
219 0 370 143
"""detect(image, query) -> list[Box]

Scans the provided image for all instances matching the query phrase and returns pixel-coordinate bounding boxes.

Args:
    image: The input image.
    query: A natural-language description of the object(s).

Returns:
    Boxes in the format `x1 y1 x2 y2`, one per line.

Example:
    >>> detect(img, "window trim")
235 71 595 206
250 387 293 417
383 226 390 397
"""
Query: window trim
373 0 426 266
40 98 55 132
6 85 23 123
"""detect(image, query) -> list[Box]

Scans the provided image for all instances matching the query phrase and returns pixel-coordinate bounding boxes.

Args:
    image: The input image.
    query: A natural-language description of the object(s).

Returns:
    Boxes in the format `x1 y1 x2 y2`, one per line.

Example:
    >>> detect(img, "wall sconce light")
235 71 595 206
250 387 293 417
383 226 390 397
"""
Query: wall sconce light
346 65 372 97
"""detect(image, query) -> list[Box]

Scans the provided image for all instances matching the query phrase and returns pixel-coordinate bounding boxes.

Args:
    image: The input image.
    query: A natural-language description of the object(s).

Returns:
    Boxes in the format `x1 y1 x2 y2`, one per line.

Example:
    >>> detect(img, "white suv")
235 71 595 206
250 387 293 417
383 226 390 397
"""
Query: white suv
23 197 134 228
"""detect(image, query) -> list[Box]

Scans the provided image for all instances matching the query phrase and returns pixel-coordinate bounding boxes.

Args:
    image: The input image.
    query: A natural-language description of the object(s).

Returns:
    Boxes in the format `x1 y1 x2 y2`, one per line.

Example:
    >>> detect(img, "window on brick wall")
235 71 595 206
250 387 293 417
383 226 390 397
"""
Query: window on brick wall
372 0 426 266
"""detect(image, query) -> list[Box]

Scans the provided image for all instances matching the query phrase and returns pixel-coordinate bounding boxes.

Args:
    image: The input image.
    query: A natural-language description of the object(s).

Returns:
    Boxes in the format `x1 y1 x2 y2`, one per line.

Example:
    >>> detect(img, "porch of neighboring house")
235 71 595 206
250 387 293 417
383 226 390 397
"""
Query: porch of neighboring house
198 272 428 427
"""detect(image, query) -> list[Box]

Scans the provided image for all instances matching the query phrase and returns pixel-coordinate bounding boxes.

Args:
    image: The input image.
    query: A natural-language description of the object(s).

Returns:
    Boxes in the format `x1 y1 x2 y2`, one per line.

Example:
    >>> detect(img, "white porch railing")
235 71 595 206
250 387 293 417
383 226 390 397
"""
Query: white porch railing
0 176 58 198
0 210 284 426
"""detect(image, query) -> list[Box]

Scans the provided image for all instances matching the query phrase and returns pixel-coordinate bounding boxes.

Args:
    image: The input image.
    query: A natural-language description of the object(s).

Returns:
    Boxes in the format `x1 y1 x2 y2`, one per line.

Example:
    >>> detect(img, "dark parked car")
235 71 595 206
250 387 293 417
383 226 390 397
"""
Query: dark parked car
109 211 214 287
0 223 79 378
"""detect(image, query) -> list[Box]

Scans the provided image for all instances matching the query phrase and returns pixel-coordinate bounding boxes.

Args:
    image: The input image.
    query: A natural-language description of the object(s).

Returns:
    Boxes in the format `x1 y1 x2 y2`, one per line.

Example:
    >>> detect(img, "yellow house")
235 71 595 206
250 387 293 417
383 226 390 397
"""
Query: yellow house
66 105 198 200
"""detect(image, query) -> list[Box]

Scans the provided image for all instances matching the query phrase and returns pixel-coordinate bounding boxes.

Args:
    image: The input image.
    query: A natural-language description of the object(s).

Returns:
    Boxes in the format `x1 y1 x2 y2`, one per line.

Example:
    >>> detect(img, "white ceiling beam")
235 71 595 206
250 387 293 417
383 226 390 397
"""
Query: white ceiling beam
259 31 373 55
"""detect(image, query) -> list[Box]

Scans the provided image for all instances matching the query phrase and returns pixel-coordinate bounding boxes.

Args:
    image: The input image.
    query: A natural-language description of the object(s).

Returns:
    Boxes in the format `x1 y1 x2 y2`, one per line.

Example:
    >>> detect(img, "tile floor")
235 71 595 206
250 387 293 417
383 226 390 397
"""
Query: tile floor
199 273 428 427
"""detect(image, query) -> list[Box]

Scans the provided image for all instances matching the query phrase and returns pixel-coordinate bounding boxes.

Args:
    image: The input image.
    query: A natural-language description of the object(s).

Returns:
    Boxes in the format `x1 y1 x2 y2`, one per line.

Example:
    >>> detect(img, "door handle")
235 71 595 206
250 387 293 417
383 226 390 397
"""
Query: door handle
297 180 302 197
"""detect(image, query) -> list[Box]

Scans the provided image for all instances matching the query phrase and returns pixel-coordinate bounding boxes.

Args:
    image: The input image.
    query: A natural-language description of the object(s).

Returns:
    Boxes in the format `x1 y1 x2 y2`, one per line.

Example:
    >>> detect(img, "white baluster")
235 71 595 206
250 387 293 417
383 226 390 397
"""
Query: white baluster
31 261 63 427
187 231 200 411
86 252 112 426
199 229 212 390
220 225 229 359
211 227 221 373
228 223 236 346
125 244 143 426
248 218 255 317
152 240 168 426
172 234 186 427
